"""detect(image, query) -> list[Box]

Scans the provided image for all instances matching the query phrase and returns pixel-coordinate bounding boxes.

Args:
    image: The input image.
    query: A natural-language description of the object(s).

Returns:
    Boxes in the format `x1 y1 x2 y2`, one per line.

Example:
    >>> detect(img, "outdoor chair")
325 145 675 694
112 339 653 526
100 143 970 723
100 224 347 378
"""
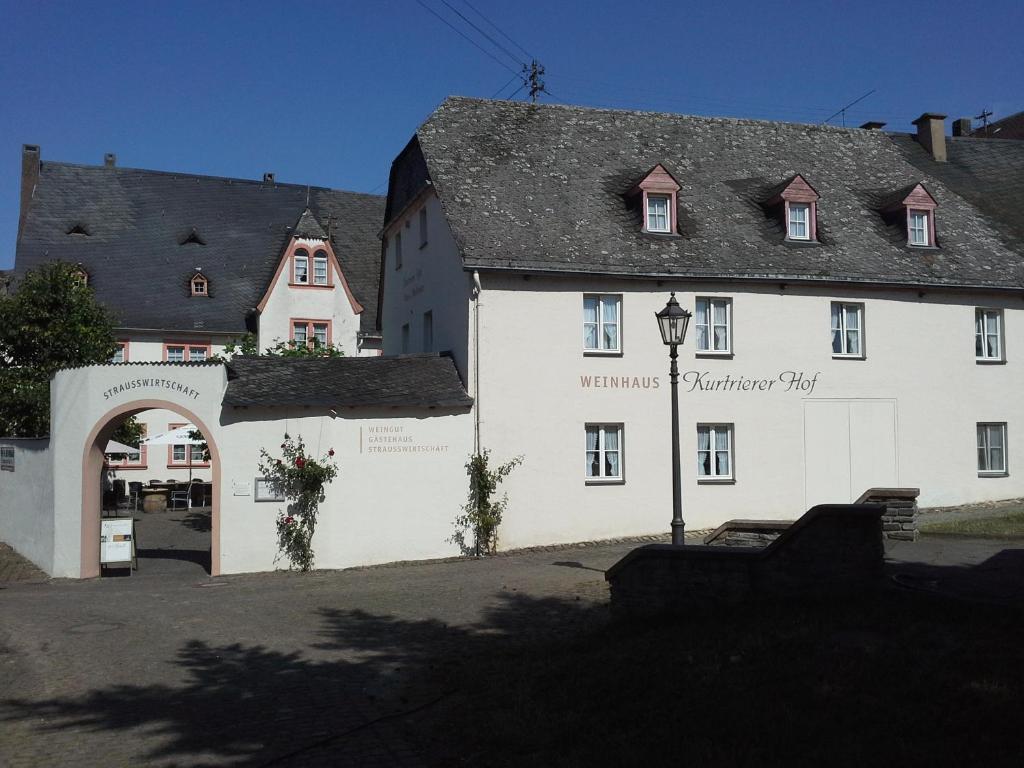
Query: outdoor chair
149 479 162 486
169 484 190 511
128 482 143 511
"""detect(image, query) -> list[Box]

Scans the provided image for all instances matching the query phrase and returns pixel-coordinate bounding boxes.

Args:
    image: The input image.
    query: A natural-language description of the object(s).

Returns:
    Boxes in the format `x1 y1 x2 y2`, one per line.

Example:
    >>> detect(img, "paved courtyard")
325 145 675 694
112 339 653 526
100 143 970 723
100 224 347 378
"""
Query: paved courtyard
1 519 1022 767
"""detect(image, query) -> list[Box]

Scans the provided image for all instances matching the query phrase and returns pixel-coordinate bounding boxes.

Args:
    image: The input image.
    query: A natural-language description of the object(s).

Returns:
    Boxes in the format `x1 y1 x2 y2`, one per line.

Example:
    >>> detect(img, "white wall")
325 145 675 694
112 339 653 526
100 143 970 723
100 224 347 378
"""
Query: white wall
473 274 1024 548
259 237 363 356
381 193 473 377
0 438 54 572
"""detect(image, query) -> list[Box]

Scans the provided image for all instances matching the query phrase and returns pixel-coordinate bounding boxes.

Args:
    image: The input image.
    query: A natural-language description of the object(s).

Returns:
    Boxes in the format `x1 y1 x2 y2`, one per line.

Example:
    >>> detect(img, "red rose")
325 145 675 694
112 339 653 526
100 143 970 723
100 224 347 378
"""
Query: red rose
284 516 294 524
295 457 305 468
328 449 335 457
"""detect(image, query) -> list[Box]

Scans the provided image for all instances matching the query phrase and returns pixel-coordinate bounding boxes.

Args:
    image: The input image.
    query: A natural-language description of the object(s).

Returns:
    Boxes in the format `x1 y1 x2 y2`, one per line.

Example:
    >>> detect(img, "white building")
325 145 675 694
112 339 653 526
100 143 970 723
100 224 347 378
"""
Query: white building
380 99 1024 548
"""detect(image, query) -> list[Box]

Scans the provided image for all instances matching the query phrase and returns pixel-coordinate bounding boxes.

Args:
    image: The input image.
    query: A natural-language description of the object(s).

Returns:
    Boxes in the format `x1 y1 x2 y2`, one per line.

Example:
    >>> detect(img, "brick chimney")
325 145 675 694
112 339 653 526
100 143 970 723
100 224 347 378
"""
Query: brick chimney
263 172 275 184
912 113 947 162
104 153 116 167
18 144 41 241
859 121 887 130
952 117 973 137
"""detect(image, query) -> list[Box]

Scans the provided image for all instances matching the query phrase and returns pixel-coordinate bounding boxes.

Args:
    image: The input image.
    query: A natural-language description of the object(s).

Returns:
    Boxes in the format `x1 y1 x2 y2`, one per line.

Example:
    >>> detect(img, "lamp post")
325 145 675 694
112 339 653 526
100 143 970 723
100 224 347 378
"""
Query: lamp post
655 293 692 545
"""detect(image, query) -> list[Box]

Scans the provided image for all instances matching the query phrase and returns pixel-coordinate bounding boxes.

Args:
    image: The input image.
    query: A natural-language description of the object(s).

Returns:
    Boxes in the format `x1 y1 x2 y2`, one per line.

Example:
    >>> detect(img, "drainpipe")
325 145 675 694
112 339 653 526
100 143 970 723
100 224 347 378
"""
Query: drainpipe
472 270 482 454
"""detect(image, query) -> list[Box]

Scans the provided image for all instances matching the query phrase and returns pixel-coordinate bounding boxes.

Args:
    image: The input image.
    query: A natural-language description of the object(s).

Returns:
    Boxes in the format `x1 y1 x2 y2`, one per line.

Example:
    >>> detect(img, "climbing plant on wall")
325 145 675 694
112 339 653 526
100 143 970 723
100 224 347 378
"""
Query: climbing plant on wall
451 449 524 557
257 434 338 571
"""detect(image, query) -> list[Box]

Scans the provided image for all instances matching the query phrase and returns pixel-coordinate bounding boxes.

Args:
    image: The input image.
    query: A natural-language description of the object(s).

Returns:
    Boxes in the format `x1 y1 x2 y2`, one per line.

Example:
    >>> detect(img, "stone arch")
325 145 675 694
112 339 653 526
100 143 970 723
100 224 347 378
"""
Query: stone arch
81 399 222 578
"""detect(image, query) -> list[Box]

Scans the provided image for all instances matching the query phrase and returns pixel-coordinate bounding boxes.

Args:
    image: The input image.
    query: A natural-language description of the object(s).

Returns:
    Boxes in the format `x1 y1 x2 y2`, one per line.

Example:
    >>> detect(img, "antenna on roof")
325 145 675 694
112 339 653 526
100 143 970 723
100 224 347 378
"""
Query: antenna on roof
524 59 547 104
305 186 310 207
821 89 876 127
975 109 993 137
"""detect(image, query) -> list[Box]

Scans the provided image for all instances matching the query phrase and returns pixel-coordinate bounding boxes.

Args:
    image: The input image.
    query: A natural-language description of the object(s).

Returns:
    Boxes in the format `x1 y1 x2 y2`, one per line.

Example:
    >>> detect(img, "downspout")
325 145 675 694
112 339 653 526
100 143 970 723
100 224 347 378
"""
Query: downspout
472 270 482 454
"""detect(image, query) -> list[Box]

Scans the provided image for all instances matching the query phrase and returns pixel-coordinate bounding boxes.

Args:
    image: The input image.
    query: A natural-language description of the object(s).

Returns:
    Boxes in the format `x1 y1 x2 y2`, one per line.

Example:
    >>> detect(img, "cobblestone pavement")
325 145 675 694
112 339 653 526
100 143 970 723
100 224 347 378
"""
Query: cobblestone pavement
1 522 1020 767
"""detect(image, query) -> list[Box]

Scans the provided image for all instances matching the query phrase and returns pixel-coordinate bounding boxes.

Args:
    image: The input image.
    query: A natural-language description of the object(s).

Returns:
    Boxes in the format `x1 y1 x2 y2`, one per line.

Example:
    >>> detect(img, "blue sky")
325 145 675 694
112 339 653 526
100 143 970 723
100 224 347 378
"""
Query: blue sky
2 0 1021 268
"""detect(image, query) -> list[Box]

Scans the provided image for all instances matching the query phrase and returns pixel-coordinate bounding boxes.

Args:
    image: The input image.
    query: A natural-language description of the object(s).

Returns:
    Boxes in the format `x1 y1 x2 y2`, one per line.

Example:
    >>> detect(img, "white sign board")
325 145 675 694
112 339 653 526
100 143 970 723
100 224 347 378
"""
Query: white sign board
100 518 134 564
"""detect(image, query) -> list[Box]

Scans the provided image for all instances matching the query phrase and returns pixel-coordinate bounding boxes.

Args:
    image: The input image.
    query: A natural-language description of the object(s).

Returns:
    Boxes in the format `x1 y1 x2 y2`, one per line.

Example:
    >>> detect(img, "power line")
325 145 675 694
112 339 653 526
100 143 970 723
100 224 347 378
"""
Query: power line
491 72 524 99
413 0 521 77
459 0 534 61
822 89 876 126
439 0 526 69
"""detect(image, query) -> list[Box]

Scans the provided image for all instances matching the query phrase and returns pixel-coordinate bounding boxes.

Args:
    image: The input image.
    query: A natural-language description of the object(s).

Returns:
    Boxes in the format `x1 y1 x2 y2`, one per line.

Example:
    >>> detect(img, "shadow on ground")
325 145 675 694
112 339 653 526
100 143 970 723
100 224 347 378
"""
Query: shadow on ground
3 549 1024 767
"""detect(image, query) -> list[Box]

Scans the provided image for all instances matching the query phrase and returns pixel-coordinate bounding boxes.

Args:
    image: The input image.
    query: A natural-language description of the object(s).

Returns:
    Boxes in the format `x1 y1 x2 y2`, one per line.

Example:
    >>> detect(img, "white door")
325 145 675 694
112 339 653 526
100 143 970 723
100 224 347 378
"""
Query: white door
804 399 898 507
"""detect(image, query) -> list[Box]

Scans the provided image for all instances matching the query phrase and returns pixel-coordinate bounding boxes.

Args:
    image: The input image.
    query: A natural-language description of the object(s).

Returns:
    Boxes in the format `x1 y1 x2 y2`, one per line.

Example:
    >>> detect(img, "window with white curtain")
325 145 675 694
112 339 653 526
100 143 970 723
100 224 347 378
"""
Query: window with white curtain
700 428 733 481
977 423 1007 475
583 295 621 353
585 424 623 481
313 251 329 285
831 302 864 357
697 424 733 480
293 323 308 345
695 297 731 353
908 210 930 246
646 195 670 232
294 250 309 283
975 309 1003 361
788 203 810 240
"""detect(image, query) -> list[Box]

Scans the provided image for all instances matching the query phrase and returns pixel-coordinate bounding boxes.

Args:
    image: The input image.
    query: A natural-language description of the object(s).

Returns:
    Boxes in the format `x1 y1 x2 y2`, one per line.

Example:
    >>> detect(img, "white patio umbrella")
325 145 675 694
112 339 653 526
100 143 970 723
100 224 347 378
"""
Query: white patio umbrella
104 439 141 456
141 425 207 491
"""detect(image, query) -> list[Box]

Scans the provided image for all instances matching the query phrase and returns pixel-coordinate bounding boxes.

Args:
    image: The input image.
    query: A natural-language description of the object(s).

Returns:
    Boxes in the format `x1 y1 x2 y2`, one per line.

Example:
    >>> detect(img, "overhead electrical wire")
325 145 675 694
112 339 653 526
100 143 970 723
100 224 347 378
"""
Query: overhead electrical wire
439 0 527 69
459 0 535 61
413 0 521 77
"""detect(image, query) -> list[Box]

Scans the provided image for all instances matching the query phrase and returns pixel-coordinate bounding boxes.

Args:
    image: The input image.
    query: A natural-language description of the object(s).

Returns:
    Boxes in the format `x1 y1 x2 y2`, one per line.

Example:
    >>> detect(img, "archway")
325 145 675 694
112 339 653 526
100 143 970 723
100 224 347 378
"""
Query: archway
81 399 222 578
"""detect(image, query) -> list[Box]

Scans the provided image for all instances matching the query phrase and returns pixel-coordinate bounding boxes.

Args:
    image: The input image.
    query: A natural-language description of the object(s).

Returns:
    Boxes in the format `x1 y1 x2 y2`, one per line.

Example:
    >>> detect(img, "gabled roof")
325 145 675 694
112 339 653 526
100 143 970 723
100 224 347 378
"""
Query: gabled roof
14 162 385 333
402 96 1024 290
223 354 473 408
293 207 328 240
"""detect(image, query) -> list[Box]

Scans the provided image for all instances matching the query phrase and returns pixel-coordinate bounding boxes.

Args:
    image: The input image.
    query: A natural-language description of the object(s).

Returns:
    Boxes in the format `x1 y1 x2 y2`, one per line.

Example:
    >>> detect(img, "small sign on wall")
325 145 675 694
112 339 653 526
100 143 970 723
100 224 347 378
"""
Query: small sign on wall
232 480 252 496
254 477 284 502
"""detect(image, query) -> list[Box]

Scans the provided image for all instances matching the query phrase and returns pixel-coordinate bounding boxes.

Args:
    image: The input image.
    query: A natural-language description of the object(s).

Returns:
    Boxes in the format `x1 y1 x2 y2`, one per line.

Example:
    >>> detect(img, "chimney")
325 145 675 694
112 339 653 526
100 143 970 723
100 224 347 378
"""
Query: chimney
104 153 116 167
952 117 973 137
912 112 947 162
263 172 275 184
18 144 41 241
859 121 887 130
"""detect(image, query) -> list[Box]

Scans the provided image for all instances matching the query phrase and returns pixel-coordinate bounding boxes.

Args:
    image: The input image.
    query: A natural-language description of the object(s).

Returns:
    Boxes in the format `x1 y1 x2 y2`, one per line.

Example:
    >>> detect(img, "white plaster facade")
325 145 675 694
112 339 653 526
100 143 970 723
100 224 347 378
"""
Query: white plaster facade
29 362 472 578
382 192 1024 550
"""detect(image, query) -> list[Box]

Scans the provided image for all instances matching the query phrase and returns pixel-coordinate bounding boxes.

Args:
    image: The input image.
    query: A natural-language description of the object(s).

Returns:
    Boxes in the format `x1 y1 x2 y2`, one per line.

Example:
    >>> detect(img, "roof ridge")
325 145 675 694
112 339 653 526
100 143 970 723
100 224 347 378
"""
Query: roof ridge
40 160 385 198
436 95 881 135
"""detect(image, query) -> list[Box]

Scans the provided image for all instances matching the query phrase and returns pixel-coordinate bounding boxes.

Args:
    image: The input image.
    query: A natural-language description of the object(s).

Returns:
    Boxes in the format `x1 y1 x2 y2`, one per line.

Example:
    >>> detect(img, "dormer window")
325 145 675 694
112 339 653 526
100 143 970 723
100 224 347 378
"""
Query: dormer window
629 164 680 235
72 267 89 287
646 195 671 233
313 250 329 285
293 249 309 284
908 210 930 246
764 175 819 243
788 203 810 240
880 182 938 248
190 272 209 296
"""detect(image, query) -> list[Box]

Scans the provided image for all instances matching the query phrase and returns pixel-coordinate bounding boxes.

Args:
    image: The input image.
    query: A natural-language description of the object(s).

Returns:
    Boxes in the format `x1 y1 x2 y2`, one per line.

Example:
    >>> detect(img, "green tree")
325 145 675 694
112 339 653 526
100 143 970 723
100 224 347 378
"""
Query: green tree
217 333 345 360
0 262 119 437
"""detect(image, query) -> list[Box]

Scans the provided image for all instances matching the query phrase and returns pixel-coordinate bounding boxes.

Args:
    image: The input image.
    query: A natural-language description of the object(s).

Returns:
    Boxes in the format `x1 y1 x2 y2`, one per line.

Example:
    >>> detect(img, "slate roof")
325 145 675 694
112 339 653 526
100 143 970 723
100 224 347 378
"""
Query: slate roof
223 354 473 408
14 162 385 334
400 97 1024 291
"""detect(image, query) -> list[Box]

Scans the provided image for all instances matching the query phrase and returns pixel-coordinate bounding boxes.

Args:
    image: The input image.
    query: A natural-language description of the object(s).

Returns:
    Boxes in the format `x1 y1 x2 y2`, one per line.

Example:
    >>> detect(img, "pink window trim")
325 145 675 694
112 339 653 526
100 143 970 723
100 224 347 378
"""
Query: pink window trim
105 423 147 469
289 245 334 288
289 318 334 348
906 208 936 247
162 342 212 362
190 274 209 296
166 421 211 469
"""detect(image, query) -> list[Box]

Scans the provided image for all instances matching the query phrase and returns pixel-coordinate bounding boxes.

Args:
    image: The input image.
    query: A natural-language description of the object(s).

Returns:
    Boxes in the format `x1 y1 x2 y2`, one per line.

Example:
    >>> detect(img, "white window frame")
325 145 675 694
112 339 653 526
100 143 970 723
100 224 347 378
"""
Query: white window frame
975 308 1004 362
787 202 810 240
312 252 329 285
191 277 207 295
312 323 329 347
583 294 622 354
188 345 207 362
292 323 308 345
1 445 14 472
419 207 428 248
831 302 865 358
695 297 732 355
166 345 186 363
645 194 671 233
977 422 1008 476
294 251 309 284
908 209 930 246
172 444 187 463
110 342 127 364
585 424 624 483
697 424 734 482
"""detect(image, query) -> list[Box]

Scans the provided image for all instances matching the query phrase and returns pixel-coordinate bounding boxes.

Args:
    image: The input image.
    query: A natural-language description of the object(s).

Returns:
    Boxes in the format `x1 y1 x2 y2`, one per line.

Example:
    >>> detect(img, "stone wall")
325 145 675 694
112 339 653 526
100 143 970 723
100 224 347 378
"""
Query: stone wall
856 487 920 541
606 503 887 617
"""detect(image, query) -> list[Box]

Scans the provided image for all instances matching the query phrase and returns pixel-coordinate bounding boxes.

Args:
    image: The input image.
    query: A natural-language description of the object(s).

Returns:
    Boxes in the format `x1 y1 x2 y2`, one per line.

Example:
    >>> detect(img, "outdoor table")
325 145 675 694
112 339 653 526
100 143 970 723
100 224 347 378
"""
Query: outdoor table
141 488 168 513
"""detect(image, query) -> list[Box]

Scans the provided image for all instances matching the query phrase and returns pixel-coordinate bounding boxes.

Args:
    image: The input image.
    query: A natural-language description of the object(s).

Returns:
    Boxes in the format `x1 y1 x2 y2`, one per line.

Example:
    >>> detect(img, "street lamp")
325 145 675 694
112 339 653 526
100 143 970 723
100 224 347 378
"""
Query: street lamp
655 292 692 545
